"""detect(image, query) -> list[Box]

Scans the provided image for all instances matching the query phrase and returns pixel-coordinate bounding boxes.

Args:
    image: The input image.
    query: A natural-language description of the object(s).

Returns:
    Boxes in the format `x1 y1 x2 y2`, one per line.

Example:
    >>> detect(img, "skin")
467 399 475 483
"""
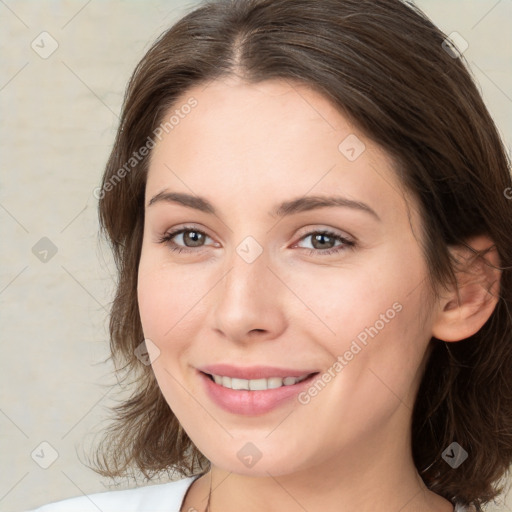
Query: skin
137 76 499 512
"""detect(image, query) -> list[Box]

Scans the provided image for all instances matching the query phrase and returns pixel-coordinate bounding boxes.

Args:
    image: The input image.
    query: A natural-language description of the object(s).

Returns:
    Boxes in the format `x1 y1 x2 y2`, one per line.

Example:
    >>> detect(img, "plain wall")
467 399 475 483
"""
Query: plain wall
1 1 511 511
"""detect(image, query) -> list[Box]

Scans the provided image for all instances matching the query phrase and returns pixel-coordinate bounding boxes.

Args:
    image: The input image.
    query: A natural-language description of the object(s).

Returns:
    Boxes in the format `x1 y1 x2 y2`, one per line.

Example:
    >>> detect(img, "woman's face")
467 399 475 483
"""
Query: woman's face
138 77 435 477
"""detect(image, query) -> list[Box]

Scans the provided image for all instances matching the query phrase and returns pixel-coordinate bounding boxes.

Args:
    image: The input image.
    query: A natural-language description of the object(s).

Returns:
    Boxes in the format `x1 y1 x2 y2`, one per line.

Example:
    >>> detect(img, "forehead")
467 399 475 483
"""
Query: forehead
146 77 413 227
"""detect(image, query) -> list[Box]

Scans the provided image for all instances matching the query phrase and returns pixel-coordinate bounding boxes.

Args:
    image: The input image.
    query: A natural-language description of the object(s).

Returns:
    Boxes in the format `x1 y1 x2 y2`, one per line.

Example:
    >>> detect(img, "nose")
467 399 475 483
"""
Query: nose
211 246 288 345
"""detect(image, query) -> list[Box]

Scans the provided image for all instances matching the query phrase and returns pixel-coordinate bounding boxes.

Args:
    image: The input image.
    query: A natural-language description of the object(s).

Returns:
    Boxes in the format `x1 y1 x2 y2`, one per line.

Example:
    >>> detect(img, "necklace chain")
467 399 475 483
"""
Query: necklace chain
205 469 212 512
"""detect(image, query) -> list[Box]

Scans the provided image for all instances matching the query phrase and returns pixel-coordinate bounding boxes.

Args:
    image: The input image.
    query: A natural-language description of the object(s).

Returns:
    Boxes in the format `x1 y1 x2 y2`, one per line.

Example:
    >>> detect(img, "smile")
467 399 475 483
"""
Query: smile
205 373 312 390
198 368 320 415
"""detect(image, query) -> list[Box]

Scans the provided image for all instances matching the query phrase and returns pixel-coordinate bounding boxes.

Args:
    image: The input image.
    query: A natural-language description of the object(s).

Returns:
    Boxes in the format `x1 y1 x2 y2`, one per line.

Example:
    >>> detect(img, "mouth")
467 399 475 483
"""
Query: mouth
200 371 318 390
197 367 321 416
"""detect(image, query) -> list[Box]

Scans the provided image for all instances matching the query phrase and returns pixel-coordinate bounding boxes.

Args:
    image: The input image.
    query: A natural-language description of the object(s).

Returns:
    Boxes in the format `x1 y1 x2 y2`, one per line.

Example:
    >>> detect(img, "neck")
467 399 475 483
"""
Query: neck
205 453 450 512
182 417 454 512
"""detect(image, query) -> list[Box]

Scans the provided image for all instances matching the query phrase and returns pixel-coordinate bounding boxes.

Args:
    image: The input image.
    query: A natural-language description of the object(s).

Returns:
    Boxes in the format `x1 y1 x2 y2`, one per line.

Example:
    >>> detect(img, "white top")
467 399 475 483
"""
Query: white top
27 475 470 512
27 476 198 512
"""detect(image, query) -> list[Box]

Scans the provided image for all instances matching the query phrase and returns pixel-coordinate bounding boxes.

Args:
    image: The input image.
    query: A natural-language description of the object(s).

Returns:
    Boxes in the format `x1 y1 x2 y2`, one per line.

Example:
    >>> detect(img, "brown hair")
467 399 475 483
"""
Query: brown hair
89 0 512 509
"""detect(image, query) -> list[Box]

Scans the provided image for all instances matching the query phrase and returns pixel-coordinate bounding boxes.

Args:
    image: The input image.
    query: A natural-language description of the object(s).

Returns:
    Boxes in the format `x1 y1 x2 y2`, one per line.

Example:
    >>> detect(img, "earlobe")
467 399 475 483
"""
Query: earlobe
431 235 502 342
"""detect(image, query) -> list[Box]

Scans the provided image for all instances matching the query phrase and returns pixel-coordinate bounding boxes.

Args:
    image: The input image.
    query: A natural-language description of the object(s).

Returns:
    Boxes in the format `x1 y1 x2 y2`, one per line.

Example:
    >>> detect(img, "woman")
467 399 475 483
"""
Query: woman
30 0 512 510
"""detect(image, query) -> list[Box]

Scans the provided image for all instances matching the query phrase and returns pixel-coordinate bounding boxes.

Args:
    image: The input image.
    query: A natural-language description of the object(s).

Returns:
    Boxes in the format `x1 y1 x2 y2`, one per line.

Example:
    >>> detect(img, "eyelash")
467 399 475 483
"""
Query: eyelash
157 226 356 257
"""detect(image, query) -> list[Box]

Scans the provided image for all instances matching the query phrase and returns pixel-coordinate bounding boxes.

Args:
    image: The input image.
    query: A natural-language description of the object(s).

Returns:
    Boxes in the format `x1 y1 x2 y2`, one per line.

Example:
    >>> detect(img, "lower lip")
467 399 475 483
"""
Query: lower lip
198 370 319 416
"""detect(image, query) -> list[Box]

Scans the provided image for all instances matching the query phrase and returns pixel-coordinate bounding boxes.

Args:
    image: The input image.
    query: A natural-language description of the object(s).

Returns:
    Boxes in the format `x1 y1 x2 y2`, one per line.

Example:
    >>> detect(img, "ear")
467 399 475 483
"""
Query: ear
431 235 502 342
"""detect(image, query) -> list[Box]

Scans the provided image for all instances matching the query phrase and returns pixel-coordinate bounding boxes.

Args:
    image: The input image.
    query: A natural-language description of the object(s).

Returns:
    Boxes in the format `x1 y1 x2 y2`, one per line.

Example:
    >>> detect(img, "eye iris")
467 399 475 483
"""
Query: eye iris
312 233 335 250
184 230 205 247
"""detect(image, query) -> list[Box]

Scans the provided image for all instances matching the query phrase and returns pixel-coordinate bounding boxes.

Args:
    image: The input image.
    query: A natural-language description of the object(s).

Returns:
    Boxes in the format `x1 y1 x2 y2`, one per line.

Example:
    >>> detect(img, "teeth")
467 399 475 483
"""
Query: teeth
231 377 249 390
210 373 311 390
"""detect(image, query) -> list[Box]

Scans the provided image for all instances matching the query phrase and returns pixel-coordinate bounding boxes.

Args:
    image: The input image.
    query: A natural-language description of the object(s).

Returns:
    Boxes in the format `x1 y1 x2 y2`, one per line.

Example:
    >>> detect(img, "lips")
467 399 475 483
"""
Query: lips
196 364 321 415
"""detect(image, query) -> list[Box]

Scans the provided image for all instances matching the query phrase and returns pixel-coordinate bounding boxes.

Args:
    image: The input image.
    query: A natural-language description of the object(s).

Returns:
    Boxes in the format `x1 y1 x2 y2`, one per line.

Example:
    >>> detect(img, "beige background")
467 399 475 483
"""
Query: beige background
1 1 511 511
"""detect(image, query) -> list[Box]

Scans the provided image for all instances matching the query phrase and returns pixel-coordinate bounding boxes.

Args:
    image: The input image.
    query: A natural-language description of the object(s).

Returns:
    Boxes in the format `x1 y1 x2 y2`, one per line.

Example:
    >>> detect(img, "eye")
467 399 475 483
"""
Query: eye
294 229 356 257
157 226 356 257
157 226 214 254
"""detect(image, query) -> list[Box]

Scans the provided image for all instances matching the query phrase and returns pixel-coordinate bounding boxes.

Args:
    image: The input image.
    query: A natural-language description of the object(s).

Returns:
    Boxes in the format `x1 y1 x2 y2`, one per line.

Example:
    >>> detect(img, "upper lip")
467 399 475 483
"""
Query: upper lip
198 364 319 380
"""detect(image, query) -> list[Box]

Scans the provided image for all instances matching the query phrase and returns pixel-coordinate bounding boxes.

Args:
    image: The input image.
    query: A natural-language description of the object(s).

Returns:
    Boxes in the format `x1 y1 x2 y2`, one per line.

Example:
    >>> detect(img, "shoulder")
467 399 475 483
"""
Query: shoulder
27 475 197 512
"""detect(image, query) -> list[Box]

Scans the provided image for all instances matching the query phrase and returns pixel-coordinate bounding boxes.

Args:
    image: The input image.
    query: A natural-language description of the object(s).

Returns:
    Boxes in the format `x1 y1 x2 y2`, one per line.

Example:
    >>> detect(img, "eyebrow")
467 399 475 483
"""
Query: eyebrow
147 191 380 221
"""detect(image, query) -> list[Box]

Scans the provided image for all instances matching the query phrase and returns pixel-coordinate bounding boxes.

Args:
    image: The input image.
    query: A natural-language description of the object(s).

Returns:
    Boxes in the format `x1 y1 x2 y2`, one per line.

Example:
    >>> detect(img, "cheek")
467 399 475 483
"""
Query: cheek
137 256 187 341
136 262 196 404
137 253 214 355
284 258 406 344
137 268 167 339
297 244 430 385
346 289 429 413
